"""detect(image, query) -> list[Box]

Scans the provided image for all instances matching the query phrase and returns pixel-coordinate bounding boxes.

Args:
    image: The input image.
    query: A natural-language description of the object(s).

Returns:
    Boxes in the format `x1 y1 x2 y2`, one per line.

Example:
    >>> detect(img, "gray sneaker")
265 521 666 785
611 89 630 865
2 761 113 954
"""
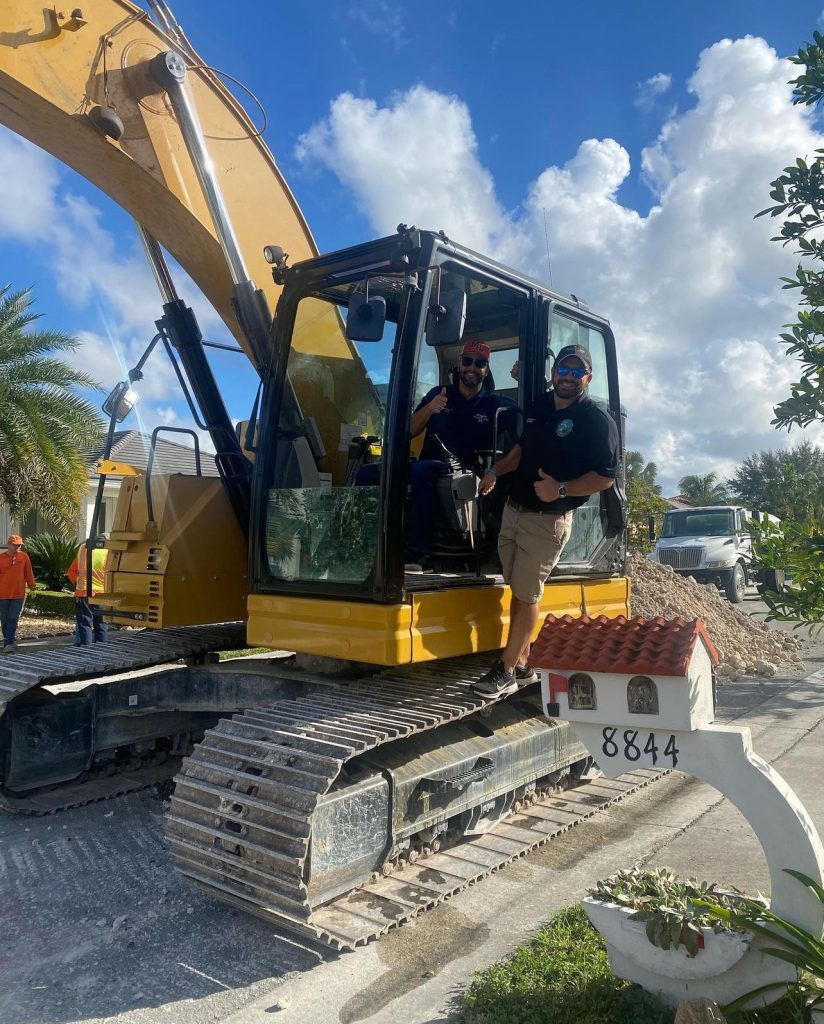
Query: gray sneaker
472 659 518 697
514 664 538 684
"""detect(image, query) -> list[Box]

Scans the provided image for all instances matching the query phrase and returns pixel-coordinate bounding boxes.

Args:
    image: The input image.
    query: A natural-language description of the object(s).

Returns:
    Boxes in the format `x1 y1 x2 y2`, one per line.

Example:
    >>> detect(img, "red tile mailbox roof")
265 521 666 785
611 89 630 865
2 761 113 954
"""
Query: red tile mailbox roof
529 615 719 677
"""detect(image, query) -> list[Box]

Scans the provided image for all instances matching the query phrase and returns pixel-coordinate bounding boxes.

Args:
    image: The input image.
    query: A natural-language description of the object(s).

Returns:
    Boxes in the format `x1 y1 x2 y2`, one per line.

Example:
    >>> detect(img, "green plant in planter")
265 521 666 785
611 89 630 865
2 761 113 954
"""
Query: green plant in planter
694 869 824 1018
588 867 764 958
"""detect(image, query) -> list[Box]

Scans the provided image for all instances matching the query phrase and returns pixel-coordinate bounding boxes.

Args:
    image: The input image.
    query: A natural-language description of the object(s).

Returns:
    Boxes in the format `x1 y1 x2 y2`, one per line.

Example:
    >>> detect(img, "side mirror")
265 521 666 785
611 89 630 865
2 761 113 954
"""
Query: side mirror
346 293 387 341
426 289 467 346
647 516 656 542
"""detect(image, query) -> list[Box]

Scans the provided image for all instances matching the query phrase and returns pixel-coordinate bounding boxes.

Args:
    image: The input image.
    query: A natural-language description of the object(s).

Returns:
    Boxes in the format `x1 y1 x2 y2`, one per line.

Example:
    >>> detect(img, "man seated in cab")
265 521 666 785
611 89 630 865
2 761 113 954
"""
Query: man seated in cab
358 340 514 569
405 340 515 567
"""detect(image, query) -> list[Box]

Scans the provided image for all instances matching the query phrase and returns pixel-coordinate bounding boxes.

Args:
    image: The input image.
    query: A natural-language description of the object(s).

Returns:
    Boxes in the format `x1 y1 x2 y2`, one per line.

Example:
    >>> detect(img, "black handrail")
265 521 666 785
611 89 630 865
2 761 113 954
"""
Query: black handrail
145 426 202 523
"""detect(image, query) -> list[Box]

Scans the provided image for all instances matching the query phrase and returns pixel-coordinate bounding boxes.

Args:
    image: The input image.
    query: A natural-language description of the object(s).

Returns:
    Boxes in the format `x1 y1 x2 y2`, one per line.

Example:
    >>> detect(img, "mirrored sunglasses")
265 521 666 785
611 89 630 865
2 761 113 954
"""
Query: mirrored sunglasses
555 365 587 378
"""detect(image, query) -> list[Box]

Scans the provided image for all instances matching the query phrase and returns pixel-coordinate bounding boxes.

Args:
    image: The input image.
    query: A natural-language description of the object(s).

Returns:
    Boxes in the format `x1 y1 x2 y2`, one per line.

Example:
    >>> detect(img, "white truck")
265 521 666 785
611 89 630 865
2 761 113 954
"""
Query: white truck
647 505 778 604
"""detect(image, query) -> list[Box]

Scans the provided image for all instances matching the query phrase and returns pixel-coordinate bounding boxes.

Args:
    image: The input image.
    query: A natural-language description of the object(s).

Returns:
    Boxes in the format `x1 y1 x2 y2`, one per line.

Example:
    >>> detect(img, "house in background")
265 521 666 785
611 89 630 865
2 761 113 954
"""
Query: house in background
664 494 692 510
4 431 219 544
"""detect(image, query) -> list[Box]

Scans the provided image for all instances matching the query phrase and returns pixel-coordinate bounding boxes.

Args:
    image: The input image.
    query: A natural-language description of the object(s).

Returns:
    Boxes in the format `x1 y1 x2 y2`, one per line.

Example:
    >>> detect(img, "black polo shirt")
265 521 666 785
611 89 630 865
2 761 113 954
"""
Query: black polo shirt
509 391 619 512
416 384 516 469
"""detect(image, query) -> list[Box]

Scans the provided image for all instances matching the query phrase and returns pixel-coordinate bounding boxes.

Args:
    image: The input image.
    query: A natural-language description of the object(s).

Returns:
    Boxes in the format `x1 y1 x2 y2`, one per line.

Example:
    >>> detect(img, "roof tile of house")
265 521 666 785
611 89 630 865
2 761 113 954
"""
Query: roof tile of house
528 614 719 677
88 430 220 477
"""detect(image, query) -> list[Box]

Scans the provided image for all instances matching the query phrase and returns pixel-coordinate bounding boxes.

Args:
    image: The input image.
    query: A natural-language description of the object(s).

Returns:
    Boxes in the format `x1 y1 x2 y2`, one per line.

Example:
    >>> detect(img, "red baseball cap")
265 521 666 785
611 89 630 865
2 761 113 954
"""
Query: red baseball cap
460 340 491 360
7 535 23 545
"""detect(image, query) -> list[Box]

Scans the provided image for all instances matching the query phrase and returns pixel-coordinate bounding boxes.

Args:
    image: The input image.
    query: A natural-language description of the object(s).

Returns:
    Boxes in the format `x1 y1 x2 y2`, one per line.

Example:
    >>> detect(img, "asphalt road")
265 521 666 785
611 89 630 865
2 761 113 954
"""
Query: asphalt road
1 589 821 1024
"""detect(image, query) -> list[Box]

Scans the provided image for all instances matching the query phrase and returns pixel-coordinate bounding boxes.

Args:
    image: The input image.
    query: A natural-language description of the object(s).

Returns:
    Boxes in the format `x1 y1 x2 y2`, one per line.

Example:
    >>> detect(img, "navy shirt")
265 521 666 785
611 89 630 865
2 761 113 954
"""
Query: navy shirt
509 391 619 512
415 384 516 470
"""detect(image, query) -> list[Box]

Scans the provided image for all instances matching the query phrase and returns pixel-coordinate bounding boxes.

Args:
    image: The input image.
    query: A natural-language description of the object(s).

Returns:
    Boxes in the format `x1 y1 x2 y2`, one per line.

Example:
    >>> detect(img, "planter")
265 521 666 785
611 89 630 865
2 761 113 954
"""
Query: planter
584 897 753 1006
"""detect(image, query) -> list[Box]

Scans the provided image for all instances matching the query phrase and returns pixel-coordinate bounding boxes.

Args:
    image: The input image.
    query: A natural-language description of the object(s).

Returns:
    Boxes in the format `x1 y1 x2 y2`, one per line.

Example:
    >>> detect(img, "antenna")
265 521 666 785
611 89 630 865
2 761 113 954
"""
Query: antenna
542 208 554 289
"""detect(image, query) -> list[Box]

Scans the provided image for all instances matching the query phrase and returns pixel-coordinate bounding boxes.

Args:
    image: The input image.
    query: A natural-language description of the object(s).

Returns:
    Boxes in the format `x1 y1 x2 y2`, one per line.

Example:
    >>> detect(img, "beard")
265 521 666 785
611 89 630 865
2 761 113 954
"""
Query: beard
555 378 583 397
460 369 483 389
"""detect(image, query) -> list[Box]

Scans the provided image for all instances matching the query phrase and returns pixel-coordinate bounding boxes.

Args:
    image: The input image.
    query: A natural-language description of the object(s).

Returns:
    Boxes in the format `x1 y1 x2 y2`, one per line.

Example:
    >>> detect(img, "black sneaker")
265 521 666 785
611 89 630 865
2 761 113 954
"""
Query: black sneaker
515 664 538 684
472 659 518 697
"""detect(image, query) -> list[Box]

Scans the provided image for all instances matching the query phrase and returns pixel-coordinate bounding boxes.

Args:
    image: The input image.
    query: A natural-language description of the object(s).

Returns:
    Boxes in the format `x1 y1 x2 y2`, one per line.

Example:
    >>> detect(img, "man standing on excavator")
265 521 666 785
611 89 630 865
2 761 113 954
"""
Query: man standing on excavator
472 345 619 696
67 534 110 646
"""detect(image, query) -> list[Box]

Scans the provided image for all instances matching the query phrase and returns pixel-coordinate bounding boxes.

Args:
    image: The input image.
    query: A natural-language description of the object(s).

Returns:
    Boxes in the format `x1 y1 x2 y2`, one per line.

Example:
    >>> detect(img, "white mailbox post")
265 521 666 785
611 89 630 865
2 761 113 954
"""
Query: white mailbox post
531 613 824 1007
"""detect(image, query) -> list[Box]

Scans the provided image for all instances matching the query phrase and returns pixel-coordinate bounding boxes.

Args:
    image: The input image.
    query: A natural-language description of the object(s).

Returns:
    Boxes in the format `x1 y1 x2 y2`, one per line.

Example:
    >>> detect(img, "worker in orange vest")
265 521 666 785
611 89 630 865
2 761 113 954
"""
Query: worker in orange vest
67 534 109 645
0 534 36 653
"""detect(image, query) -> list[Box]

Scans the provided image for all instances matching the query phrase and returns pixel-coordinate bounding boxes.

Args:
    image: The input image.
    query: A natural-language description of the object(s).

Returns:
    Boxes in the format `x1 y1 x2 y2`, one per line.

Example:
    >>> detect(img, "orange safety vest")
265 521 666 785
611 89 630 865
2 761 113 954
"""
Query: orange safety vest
67 546 108 598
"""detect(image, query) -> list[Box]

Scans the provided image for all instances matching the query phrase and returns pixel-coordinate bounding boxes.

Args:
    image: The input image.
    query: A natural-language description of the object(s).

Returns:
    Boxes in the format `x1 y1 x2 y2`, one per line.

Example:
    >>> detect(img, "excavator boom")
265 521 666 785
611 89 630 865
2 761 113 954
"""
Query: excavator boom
0 0 314 362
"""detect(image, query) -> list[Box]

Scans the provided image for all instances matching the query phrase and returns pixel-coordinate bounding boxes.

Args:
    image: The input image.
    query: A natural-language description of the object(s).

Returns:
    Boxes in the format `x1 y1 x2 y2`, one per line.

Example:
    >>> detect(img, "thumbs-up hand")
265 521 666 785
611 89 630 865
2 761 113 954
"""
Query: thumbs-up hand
534 468 560 503
429 387 448 414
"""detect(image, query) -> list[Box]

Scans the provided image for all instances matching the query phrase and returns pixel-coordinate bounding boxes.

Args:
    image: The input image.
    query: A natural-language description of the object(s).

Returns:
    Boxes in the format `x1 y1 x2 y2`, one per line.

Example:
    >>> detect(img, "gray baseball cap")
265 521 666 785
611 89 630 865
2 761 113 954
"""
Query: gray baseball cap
554 344 592 372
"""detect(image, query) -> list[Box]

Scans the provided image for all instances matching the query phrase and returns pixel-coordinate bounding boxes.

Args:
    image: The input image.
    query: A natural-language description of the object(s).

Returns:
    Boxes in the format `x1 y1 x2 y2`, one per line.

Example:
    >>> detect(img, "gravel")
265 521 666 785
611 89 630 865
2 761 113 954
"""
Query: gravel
15 610 74 639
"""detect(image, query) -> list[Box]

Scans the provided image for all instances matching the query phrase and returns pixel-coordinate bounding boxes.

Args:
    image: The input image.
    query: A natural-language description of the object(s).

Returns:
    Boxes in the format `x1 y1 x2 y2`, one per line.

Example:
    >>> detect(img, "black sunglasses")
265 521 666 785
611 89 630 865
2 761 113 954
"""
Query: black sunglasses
460 356 488 369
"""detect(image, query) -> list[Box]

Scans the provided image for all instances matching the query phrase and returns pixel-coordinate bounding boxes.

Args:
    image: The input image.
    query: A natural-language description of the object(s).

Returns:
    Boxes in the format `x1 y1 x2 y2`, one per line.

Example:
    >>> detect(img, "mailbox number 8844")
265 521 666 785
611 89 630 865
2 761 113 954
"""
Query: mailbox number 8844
601 727 679 768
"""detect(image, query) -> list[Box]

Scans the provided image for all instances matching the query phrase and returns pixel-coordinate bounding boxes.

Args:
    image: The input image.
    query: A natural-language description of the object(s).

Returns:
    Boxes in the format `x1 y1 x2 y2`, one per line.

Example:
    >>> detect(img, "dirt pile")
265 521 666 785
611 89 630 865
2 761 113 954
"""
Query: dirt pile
628 552 803 678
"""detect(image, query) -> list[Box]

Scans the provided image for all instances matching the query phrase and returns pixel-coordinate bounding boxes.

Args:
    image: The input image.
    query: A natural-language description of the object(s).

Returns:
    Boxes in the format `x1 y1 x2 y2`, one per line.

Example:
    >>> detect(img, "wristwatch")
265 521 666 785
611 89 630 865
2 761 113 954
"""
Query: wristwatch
488 467 498 478
558 482 567 498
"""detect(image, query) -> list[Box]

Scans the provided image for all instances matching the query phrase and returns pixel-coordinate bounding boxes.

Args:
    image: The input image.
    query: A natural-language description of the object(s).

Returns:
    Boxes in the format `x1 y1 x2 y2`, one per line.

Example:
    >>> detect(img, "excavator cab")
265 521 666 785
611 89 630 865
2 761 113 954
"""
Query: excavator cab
247 228 627 663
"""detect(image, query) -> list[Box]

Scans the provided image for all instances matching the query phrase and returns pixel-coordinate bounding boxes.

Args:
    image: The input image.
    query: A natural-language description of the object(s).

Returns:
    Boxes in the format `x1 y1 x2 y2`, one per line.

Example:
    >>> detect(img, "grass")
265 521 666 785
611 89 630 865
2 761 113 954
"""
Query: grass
217 647 271 661
726 990 809 1024
457 904 809 1024
457 904 674 1024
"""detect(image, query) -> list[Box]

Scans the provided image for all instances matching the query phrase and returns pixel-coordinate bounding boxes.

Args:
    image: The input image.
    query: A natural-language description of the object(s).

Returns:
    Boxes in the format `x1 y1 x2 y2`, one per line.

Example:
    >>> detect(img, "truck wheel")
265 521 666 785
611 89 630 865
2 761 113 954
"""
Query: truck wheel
725 562 746 604
761 568 786 593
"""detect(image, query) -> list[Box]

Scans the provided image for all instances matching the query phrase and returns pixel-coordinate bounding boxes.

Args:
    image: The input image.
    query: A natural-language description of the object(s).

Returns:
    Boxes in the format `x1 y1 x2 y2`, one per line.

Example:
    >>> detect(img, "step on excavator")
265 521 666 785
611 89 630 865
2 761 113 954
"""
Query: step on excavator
0 1 639 946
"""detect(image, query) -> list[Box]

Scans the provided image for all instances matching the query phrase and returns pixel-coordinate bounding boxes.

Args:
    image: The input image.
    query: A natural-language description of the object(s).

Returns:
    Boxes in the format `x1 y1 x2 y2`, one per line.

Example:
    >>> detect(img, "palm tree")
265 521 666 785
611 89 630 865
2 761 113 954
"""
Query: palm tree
678 472 729 506
626 450 662 494
0 286 104 532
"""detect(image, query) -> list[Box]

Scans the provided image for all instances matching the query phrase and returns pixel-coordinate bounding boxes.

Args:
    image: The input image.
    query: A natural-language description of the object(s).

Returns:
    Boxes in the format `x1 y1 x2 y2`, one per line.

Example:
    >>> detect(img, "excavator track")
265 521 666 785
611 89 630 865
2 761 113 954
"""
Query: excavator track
0 623 246 815
168 656 663 949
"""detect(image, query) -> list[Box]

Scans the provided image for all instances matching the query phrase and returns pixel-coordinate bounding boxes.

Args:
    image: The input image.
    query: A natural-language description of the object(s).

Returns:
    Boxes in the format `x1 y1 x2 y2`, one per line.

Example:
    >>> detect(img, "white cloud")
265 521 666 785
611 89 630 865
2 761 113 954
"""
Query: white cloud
296 86 509 254
635 72 673 112
0 133 61 239
297 36 823 494
347 2 409 49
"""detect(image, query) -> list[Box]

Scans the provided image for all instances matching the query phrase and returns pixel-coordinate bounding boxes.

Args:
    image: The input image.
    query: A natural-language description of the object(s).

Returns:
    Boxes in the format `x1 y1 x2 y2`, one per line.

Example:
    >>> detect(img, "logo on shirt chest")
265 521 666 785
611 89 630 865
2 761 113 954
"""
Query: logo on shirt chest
555 418 574 437
473 412 490 424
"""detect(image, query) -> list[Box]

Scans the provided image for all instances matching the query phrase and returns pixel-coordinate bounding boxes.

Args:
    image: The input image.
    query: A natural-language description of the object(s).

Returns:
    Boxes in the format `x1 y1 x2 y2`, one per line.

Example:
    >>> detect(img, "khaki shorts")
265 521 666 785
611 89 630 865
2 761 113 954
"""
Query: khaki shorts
498 501 574 604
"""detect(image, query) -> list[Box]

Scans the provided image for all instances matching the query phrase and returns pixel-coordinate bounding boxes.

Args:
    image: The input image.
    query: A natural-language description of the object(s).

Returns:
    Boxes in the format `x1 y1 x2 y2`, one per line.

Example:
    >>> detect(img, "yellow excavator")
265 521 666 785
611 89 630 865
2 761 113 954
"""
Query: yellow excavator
0 1 633 946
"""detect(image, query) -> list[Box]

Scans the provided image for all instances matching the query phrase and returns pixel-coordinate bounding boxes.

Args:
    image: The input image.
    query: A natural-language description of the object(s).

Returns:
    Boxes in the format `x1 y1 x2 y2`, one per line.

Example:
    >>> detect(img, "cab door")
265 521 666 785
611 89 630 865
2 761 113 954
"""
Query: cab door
539 299 626 577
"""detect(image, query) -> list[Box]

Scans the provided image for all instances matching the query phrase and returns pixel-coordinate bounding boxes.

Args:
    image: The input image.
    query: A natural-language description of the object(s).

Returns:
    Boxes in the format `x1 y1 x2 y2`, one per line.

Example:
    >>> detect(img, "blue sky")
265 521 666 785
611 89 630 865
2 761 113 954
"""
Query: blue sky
2 0 824 493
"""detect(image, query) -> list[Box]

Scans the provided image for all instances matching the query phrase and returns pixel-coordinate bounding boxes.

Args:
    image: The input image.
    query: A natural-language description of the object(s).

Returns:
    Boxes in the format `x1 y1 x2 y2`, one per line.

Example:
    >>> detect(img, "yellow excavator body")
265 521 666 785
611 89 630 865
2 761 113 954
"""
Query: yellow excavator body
247 576 630 665
96 472 247 627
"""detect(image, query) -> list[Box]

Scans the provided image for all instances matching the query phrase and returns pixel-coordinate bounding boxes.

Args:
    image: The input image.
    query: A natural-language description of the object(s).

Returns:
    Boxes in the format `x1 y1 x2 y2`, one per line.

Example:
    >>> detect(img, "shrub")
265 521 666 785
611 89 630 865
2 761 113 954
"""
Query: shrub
26 589 75 617
26 533 79 591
